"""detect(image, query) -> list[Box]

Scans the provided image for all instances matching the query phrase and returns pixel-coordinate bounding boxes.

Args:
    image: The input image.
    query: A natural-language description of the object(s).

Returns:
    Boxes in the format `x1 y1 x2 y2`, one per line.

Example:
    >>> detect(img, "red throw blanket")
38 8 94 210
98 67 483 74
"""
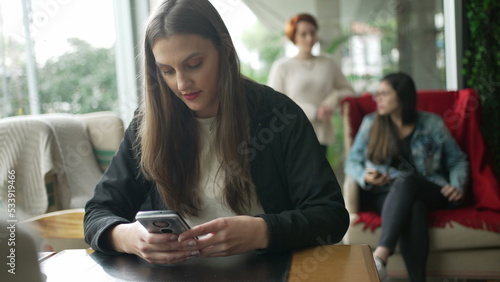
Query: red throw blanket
344 89 500 233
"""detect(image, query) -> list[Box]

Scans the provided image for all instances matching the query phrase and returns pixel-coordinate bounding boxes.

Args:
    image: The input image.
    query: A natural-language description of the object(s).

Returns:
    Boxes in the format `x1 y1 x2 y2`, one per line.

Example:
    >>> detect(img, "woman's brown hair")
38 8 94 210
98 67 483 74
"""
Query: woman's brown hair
367 72 417 164
285 13 318 44
137 0 253 216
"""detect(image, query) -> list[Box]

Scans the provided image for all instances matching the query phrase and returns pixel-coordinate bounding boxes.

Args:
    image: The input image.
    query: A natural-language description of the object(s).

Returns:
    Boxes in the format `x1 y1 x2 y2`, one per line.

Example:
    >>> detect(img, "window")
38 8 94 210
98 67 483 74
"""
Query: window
0 0 117 117
341 0 446 93
240 0 450 92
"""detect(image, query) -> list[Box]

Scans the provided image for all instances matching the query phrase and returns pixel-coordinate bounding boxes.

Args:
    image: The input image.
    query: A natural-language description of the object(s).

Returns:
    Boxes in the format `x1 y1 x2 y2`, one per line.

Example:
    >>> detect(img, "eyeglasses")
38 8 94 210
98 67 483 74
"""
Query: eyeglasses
372 90 392 100
373 90 392 96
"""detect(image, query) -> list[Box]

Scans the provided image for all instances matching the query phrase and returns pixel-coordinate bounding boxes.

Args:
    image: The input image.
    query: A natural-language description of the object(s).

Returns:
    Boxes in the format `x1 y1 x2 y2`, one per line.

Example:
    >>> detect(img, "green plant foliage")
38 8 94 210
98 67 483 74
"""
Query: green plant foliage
239 22 284 84
325 34 350 55
38 38 118 114
463 0 500 178
370 18 399 76
326 111 345 169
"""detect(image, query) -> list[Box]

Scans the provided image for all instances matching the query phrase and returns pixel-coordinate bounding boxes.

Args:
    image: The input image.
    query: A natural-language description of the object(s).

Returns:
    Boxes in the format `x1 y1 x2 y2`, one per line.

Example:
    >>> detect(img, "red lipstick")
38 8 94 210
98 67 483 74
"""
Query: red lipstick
183 91 201 100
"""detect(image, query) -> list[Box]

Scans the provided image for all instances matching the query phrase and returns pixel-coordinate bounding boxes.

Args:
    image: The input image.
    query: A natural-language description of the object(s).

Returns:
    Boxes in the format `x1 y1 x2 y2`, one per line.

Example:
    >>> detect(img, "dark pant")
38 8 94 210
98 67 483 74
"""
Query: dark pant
360 175 450 282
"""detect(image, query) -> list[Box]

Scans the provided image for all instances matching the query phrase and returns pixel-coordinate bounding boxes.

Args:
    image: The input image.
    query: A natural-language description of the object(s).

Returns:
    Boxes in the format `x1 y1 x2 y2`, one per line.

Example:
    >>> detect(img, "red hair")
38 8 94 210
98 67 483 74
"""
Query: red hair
285 13 318 44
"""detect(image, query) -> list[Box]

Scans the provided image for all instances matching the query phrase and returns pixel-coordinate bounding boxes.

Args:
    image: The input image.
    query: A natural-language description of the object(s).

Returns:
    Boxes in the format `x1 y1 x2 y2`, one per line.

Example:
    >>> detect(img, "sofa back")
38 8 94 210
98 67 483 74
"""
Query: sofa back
341 89 500 211
0 111 124 219
80 111 124 172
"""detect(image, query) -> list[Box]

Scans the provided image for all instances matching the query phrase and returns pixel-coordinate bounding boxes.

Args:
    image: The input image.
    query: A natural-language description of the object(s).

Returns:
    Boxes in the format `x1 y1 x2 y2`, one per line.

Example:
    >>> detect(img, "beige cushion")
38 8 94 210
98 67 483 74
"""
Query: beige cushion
385 248 500 278
79 112 124 172
344 220 500 251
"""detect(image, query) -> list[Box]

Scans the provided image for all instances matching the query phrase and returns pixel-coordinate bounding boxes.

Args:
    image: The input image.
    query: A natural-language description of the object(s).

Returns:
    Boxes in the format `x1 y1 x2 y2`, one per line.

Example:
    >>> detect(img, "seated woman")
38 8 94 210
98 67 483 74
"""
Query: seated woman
84 0 348 266
344 72 469 282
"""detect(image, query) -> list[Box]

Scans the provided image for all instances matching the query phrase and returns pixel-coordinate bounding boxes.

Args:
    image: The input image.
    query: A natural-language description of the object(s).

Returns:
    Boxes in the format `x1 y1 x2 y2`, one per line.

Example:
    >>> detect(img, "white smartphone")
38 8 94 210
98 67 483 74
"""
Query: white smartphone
135 210 192 235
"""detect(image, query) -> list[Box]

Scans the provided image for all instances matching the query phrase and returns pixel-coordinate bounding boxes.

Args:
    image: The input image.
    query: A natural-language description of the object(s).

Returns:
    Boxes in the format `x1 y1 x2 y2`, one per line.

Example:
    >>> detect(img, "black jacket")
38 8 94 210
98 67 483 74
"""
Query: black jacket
84 80 349 254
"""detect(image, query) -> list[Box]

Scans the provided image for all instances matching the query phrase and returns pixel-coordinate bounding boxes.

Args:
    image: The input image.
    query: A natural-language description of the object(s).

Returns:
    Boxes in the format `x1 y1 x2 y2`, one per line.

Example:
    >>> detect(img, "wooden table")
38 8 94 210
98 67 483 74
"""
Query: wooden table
39 244 379 281
288 244 379 281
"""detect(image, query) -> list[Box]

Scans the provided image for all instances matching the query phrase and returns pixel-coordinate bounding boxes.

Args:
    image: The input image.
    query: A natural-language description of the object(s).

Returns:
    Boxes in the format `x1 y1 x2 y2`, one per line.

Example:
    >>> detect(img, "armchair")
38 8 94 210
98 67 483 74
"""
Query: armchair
0 111 124 220
341 89 500 279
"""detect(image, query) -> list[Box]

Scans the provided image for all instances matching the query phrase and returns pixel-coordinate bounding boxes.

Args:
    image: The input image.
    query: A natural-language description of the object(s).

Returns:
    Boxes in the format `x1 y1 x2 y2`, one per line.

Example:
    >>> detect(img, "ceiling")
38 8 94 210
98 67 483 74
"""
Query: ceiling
241 0 390 31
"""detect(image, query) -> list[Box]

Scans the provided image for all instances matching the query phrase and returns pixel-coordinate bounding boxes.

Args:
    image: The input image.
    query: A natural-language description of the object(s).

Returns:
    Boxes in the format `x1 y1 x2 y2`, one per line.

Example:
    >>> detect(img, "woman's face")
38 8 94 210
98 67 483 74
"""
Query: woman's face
374 80 400 116
294 21 317 53
152 34 220 118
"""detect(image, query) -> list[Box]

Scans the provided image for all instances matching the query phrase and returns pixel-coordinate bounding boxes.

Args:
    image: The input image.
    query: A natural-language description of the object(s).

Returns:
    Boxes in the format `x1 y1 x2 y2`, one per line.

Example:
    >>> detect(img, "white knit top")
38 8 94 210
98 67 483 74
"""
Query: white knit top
268 54 355 145
183 117 264 228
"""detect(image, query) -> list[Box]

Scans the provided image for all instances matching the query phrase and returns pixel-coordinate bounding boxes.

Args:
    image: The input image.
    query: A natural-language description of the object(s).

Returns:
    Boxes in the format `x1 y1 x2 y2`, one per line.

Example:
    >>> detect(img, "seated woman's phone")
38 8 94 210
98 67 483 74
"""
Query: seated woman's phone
136 210 192 235
366 169 382 178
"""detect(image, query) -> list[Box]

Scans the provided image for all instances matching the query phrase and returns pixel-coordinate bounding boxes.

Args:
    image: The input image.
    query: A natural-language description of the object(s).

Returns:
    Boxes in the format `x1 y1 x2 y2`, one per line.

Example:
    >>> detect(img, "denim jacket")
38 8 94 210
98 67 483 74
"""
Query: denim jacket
344 112 469 192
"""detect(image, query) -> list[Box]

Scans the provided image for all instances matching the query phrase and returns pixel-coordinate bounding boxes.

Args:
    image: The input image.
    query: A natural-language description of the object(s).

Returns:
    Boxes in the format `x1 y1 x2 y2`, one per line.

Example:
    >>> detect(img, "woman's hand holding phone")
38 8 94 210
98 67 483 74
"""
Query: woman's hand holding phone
178 216 269 258
107 221 200 265
108 212 269 264
364 168 391 186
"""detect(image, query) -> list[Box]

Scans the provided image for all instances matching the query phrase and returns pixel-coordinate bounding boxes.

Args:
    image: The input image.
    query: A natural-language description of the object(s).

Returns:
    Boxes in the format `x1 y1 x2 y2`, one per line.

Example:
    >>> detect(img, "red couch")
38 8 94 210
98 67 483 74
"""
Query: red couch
341 89 500 279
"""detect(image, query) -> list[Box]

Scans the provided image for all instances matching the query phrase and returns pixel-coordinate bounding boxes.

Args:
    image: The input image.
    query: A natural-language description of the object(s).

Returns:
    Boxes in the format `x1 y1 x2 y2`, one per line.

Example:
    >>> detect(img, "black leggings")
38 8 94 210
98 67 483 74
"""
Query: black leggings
360 175 450 282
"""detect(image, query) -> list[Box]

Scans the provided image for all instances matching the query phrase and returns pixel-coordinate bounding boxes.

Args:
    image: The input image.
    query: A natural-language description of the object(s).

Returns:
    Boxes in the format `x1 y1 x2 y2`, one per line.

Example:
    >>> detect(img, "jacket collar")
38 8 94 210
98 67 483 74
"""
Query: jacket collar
243 78 288 124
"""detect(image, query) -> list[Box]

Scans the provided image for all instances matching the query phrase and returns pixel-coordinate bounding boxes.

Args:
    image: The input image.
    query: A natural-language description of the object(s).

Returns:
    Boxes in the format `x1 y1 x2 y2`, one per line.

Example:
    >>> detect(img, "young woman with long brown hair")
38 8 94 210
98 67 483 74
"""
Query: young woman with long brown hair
345 72 469 281
84 0 348 265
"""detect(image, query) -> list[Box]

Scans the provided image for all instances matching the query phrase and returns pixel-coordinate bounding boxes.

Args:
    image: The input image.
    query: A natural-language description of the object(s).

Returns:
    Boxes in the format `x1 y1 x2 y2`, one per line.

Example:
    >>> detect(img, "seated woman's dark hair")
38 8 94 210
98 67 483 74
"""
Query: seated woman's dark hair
367 72 417 164
381 72 417 125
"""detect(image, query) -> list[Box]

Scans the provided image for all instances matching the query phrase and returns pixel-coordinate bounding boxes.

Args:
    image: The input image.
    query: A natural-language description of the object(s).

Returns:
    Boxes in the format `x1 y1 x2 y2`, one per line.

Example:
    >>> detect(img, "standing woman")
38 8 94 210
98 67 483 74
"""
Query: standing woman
268 13 355 153
344 72 469 281
84 0 348 265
